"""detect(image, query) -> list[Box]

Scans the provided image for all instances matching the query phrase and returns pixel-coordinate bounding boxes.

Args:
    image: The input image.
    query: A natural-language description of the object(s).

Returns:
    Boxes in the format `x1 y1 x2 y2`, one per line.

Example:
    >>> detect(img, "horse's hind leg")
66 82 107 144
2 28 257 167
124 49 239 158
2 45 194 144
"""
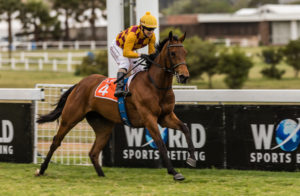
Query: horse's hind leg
86 112 114 177
36 106 86 176
37 123 76 175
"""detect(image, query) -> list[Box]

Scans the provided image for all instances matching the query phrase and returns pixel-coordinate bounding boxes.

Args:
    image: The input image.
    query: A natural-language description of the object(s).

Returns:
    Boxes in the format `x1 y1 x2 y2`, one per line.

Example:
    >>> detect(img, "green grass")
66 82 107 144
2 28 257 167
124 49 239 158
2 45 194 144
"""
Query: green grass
1 162 300 196
0 70 83 88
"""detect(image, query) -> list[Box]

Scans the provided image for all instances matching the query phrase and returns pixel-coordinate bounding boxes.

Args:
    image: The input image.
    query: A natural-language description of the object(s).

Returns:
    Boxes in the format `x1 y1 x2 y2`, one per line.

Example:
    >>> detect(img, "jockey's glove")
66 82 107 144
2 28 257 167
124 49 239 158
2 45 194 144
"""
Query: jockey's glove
140 54 150 60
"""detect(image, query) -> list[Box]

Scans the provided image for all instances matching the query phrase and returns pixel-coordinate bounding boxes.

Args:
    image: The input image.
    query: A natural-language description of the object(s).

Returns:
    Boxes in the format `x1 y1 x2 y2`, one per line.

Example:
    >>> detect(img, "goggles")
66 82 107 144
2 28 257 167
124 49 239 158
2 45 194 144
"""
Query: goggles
143 26 156 31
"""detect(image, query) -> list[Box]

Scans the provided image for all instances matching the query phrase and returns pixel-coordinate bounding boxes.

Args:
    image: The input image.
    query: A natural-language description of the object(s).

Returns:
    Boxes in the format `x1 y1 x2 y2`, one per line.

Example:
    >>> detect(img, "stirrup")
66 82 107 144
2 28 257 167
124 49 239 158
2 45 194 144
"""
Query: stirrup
114 91 124 97
114 90 131 97
123 91 131 97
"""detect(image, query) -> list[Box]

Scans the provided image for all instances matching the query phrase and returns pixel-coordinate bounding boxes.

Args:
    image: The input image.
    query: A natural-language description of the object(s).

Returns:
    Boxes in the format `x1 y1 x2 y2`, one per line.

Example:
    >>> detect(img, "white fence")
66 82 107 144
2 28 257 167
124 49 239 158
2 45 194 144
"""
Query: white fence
0 40 107 51
3 86 300 165
34 84 94 165
0 88 44 101
0 52 88 72
174 89 300 103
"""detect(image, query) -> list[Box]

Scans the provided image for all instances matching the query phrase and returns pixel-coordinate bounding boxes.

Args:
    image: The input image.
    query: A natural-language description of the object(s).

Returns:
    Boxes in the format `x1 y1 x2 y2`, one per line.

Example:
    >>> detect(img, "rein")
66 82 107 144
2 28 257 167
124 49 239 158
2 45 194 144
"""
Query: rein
147 73 172 91
145 42 186 91
144 43 185 74
114 58 146 84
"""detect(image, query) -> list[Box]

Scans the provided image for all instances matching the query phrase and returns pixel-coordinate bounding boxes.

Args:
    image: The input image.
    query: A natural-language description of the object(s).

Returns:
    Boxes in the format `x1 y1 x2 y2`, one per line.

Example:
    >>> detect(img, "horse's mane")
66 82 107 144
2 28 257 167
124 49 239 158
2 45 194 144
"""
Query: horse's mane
145 35 178 67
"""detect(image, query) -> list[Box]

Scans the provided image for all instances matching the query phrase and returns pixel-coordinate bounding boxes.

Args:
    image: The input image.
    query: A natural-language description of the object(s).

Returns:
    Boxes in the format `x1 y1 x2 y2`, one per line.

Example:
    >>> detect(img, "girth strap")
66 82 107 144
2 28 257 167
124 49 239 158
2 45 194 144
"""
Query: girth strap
117 78 132 126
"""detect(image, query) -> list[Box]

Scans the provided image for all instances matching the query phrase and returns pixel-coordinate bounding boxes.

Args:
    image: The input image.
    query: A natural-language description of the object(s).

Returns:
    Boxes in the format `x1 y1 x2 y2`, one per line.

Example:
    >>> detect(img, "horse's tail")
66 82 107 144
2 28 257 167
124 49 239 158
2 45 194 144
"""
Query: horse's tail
37 85 77 124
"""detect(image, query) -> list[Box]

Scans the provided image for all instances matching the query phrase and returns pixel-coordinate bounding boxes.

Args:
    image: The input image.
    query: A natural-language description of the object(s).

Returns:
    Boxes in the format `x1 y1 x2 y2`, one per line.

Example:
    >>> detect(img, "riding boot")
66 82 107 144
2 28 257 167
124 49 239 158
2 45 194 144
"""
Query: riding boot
114 72 126 97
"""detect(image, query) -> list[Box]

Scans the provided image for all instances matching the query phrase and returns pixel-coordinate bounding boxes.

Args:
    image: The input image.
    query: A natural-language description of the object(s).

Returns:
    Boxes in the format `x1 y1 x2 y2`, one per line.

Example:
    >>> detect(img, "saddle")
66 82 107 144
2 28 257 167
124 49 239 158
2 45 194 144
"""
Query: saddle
94 78 132 126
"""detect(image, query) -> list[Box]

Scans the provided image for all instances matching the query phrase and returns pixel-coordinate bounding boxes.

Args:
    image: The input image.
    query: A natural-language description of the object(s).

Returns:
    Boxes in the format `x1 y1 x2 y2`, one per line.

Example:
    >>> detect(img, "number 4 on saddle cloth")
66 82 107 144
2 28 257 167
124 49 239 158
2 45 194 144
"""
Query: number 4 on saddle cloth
94 77 132 126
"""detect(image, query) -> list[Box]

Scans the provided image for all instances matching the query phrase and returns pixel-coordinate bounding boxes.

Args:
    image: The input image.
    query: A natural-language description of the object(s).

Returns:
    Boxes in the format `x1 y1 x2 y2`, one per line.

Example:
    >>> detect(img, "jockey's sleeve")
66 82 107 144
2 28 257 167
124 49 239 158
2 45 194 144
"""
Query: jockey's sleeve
123 32 139 58
148 33 156 54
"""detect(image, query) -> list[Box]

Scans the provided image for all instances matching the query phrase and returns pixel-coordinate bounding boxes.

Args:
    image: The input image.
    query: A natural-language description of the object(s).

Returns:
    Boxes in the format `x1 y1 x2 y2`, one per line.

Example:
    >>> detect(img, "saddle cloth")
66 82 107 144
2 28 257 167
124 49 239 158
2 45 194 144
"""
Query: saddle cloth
94 78 118 102
94 74 136 102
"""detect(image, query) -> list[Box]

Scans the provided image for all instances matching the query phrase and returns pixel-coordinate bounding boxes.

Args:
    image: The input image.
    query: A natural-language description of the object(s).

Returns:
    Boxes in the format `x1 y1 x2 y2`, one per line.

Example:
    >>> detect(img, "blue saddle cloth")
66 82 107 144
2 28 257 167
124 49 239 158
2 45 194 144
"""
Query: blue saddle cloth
117 78 131 126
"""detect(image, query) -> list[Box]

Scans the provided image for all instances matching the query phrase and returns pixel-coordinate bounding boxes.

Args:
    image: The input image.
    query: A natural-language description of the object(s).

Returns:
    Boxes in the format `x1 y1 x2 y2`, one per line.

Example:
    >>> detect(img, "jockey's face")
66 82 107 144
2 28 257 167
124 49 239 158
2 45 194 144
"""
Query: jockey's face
142 26 155 38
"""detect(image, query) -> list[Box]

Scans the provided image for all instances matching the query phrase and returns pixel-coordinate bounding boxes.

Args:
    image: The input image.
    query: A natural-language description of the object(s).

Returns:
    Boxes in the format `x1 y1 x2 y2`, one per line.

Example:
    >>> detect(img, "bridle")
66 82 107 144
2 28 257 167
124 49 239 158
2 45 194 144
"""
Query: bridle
145 41 187 90
166 44 186 73
145 42 186 74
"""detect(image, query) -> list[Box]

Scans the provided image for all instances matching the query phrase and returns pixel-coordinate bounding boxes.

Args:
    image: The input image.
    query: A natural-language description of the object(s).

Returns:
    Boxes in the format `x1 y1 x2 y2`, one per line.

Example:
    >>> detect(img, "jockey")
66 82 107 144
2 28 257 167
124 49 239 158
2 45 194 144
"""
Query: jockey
110 11 157 97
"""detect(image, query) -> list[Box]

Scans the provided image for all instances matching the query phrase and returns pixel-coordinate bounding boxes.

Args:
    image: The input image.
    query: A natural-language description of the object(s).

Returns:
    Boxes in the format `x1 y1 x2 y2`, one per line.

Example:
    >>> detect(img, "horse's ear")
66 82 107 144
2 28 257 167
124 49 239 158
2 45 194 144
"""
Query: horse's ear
179 32 186 42
169 31 173 41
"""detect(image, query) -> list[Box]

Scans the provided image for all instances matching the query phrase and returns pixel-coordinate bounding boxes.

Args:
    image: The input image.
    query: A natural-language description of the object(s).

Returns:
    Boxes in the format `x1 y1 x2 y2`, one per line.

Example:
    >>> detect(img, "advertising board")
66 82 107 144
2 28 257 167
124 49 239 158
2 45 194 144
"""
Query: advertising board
103 105 224 168
0 103 33 163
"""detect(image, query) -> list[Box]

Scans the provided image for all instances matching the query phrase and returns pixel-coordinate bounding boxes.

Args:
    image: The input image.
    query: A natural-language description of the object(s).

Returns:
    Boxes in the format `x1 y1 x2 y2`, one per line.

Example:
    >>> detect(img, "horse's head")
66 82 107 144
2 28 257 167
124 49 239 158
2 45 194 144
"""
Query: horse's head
163 31 189 84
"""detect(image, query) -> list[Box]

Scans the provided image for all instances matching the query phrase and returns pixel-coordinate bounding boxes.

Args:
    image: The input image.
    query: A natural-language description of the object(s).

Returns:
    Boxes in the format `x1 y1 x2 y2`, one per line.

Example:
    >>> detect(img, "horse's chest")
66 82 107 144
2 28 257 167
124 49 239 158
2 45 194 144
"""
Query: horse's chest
159 99 174 115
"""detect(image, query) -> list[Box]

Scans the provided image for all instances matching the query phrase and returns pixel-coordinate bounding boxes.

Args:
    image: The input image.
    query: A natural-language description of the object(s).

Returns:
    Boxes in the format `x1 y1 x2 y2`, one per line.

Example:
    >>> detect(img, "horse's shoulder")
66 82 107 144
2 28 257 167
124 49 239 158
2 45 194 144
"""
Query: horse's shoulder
129 72 148 90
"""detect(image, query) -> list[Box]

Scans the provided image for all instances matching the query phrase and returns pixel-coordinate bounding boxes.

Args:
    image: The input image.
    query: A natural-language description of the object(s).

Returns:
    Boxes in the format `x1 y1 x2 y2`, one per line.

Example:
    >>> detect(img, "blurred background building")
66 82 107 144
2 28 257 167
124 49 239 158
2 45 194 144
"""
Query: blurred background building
1 0 300 46
160 4 300 46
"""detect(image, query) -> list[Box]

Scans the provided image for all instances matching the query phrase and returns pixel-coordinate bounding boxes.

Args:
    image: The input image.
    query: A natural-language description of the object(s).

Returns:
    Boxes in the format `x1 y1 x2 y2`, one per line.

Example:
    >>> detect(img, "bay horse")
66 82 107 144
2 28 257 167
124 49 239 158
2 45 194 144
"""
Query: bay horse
35 32 196 181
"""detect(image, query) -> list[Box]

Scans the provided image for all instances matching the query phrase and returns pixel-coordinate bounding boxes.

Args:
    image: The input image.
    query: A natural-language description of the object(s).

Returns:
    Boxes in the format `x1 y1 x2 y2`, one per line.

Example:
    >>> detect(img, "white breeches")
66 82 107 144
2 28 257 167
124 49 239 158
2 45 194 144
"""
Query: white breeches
109 40 144 75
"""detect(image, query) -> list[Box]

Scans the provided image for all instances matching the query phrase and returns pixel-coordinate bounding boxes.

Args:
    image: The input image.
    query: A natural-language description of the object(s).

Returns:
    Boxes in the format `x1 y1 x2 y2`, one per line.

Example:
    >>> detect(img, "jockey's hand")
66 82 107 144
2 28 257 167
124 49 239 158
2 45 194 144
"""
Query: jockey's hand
142 65 149 71
140 54 149 60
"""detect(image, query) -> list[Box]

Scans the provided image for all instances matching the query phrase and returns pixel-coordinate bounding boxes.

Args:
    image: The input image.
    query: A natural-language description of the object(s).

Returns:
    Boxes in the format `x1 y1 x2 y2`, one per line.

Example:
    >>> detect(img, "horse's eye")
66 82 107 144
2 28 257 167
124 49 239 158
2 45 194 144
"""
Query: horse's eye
171 52 176 57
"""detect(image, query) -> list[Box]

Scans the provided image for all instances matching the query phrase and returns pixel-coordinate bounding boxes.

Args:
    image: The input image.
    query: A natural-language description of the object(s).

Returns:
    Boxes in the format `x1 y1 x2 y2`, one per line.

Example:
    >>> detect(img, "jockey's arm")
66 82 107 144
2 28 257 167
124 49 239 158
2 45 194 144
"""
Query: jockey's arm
123 32 140 58
148 33 156 54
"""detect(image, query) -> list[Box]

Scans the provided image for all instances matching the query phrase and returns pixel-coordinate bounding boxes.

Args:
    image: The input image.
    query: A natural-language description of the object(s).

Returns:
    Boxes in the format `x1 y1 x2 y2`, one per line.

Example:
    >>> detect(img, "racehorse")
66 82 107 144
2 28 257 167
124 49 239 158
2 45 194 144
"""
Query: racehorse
35 32 196 181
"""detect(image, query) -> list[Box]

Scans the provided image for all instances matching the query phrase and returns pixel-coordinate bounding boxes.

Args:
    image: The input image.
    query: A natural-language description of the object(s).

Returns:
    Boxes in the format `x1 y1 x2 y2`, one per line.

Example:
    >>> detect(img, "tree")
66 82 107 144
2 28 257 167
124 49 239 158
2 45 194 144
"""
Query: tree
162 0 234 15
260 47 285 79
0 0 22 58
218 48 253 89
78 0 106 41
283 38 300 78
160 27 183 41
248 0 278 7
185 36 219 88
19 0 59 41
51 0 81 41
75 50 108 76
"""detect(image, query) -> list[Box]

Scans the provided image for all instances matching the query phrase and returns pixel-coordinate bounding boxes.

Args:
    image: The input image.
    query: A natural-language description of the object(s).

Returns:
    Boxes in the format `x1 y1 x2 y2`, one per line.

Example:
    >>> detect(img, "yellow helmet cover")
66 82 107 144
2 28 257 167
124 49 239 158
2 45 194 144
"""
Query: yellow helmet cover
140 11 157 28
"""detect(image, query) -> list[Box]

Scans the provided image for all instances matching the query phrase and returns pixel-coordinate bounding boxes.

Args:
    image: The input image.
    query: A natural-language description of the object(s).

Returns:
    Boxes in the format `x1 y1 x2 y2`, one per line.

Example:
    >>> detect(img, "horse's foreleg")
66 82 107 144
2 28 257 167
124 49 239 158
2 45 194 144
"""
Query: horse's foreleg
143 114 185 181
159 112 196 167
86 112 114 177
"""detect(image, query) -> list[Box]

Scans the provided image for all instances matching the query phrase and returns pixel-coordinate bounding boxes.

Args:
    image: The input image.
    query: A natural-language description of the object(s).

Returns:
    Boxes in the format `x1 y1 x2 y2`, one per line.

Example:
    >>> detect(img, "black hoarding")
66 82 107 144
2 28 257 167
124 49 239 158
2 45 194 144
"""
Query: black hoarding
103 104 300 171
0 103 33 163
103 105 224 169
226 105 300 171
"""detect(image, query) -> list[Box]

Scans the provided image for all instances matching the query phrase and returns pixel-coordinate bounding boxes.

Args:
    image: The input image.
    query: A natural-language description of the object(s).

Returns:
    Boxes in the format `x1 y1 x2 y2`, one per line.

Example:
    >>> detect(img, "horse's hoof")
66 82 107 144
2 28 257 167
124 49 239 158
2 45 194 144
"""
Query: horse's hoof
186 157 196 168
35 169 41 176
173 173 185 181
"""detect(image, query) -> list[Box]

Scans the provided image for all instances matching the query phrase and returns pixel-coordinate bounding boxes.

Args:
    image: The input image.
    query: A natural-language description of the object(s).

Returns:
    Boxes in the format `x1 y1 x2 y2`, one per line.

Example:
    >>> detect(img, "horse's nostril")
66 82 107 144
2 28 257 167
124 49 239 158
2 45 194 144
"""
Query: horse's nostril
179 75 189 83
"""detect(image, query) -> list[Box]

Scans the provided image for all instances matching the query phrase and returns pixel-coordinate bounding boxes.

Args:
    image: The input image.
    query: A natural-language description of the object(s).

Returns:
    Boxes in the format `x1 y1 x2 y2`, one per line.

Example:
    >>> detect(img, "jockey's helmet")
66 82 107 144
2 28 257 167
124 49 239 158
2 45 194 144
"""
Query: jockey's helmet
140 11 157 28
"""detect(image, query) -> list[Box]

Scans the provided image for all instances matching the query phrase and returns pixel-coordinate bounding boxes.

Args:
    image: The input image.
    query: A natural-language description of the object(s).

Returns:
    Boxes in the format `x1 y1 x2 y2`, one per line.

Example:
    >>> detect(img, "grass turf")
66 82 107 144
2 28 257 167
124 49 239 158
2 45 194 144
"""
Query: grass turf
1 162 300 196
